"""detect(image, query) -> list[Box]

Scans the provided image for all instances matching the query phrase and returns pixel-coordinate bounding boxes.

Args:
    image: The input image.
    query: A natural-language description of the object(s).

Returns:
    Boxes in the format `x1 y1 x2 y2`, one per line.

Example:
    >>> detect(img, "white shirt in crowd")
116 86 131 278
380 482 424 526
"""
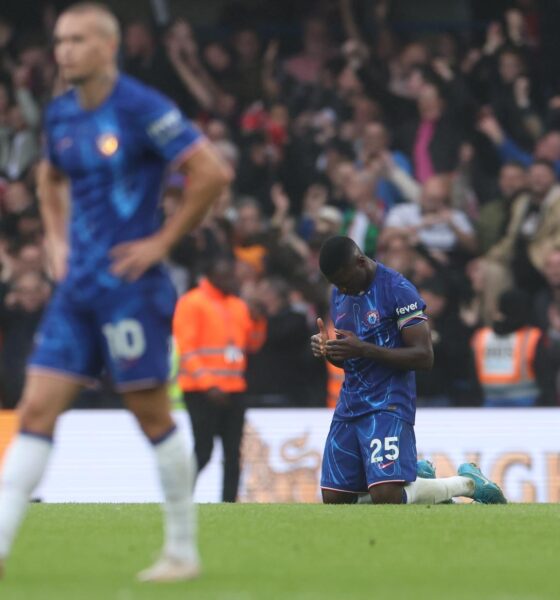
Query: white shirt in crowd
384 204 474 252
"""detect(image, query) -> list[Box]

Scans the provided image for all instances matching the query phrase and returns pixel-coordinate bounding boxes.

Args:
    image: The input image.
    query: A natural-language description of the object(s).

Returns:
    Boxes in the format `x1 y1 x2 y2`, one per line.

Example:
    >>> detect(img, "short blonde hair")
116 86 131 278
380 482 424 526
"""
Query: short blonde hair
61 2 121 43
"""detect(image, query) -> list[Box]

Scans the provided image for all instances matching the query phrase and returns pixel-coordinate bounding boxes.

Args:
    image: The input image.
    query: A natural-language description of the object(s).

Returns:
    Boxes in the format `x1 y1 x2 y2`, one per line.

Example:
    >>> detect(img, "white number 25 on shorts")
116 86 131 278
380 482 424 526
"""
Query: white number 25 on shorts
370 436 400 463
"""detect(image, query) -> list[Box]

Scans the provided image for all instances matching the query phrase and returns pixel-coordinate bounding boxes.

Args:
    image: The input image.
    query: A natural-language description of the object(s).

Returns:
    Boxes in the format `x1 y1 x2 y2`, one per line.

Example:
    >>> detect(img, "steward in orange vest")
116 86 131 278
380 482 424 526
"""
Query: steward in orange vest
173 257 266 501
472 290 542 407
325 320 344 408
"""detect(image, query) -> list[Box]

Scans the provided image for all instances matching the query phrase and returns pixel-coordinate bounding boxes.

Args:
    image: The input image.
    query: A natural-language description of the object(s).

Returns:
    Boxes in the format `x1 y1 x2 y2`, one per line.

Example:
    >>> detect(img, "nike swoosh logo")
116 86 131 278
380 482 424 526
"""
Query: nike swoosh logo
380 461 395 470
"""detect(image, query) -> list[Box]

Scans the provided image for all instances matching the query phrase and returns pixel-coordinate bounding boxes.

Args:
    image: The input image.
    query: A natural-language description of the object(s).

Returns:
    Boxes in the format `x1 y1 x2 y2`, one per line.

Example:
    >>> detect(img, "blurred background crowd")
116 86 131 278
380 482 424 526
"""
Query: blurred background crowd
1 0 560 409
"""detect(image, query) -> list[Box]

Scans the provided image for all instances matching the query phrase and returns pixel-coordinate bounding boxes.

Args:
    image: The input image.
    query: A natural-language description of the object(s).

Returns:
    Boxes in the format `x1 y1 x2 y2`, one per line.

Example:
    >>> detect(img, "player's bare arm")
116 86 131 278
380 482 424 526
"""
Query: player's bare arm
110 142 233 281
36 159 70 282
325 321 434 370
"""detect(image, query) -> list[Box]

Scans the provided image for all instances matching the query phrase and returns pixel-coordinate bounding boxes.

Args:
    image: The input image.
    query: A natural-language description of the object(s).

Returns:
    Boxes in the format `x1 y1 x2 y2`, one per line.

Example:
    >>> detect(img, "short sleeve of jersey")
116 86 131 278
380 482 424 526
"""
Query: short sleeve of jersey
392 276 428 330
138 88 204 164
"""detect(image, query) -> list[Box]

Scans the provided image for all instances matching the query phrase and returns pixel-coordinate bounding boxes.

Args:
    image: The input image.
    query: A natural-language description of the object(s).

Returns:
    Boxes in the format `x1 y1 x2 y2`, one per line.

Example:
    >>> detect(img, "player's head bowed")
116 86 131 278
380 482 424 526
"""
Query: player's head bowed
319 236 374 296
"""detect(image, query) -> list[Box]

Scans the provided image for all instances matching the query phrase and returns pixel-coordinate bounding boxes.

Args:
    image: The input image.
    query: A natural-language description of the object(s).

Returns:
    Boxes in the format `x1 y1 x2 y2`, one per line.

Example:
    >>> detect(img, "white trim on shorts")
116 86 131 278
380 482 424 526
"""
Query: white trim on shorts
368 479 406 488
320 485 368 494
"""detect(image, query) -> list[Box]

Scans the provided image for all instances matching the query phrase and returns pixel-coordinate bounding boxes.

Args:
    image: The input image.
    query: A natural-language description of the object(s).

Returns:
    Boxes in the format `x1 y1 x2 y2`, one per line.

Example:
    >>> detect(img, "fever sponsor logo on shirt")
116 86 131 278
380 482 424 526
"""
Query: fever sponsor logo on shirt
396 302 418 316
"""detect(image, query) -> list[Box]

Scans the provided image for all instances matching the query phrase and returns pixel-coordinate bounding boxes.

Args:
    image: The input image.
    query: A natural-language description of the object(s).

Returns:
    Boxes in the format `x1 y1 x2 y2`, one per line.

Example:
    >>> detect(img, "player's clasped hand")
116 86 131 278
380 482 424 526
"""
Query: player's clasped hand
325 329 365 360
110 234 169 281
310 317 328 357
310 333 326 357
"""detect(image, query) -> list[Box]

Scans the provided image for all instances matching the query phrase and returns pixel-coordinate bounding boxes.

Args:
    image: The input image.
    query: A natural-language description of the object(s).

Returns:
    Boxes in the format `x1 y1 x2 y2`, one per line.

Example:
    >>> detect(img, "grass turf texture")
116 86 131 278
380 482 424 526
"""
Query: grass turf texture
2 504 558 600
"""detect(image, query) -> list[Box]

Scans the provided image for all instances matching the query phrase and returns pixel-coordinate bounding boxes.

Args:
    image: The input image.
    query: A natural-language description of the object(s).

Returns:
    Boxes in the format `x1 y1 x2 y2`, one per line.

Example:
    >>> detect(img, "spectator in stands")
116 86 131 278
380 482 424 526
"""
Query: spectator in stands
377 232 415 278
165 18 223 115
397 82 463 183
297 183 329 241
283 17 332 85
460 258 497 328
486 160 560 294
230 27 265 110
489 47 542 149
356 120 413 210
1 180 35 239
11 243 44 278
382 175 477 262
1 103 39 180
472 290 543 407
477 162 528 254
122 20 163 89
233 197 269 275
340 170 381 257
315 205 343 238
236 131 280 206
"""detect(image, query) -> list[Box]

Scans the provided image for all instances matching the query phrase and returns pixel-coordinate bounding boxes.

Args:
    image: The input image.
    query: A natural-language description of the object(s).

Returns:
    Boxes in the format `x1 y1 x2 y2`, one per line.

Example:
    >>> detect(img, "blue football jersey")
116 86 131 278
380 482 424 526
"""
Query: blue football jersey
43 74 203 303
331 262 427 424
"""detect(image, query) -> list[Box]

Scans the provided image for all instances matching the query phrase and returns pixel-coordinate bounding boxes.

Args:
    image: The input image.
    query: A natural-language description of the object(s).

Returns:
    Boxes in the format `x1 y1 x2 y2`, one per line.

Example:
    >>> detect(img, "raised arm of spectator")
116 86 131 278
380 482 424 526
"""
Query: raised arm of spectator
445 210 478 254
269 184 309 260
269 183 291 230
339 0 365 45
262 40 280 101
478 114 533 166
166 39 215 112
513 76 544 141
380 152 421 203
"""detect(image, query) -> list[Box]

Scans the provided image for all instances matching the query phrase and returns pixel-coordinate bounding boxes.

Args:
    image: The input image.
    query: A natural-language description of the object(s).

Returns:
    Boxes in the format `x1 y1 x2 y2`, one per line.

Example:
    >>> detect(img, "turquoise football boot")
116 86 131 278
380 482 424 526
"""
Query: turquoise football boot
458 463 507 504
416 459 436 479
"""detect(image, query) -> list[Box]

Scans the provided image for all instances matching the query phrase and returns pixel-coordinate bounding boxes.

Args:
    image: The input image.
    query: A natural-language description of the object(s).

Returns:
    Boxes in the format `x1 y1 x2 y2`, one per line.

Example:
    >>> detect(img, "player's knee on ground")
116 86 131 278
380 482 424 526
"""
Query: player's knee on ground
369 483 405 504
322 489 358 504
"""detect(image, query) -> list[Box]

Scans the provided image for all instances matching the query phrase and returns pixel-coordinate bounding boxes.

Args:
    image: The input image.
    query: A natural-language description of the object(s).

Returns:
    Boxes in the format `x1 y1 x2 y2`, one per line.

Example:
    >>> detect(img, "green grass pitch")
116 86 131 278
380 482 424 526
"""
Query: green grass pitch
2 503 558 600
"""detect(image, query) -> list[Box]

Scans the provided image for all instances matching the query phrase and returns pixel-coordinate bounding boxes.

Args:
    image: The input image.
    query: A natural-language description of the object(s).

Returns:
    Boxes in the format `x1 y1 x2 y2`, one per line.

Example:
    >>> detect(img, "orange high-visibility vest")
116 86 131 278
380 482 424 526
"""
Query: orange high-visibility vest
325 320 344 408
173 278 266 393
472 326 541 404
326 360 344 408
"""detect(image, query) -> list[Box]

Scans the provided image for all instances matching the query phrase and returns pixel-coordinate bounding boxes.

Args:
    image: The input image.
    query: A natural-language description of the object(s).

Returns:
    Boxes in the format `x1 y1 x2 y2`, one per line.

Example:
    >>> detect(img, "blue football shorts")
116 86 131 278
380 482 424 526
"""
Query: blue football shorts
28 274 176 392
321 411 417 493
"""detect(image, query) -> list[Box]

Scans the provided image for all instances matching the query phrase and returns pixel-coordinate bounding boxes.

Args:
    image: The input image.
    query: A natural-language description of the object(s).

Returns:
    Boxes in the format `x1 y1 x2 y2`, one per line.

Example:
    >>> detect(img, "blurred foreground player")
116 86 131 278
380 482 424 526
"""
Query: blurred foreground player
312 236 506 505
0 3 231 582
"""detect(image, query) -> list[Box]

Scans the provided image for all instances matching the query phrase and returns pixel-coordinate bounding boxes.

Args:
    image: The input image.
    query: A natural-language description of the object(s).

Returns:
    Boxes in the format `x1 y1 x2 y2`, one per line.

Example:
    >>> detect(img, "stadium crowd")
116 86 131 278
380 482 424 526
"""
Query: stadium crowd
0 0 559 409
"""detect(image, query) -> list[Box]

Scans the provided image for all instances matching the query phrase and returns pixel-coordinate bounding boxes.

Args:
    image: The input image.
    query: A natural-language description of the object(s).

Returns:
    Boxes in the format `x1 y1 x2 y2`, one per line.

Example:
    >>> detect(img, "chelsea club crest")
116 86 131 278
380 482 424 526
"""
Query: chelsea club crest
365 309 380 327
